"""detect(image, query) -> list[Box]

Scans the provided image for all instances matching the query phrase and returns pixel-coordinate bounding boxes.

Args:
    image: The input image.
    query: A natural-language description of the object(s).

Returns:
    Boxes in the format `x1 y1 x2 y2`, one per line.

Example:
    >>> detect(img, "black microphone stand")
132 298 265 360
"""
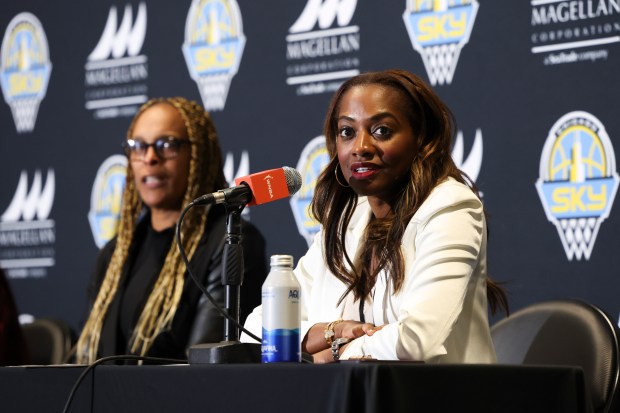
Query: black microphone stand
188 206 261 363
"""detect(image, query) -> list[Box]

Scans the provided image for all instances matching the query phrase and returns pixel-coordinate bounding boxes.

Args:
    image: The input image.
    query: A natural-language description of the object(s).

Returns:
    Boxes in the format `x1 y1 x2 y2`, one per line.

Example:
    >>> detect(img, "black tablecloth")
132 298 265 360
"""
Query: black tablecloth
0 363 590 413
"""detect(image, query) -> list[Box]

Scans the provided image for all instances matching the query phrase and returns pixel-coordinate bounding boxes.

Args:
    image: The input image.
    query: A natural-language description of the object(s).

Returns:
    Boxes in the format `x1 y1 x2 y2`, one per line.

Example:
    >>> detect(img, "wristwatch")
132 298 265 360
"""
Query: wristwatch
331 337 352 361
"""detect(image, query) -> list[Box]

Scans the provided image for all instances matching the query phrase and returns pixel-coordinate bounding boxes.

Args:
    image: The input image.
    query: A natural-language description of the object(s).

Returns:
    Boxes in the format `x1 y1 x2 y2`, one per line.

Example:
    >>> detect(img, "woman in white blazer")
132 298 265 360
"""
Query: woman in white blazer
244 69 508 363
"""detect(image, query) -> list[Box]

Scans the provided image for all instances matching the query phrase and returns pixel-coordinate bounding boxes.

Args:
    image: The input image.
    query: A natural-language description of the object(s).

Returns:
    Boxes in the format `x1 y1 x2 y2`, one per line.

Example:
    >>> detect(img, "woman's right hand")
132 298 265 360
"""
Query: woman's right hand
303 320 376 354
337 320 376 339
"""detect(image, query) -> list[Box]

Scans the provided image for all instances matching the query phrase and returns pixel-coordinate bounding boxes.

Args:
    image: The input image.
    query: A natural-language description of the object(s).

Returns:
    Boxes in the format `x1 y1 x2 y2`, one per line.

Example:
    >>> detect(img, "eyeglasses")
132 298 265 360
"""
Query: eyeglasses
122 136 191 160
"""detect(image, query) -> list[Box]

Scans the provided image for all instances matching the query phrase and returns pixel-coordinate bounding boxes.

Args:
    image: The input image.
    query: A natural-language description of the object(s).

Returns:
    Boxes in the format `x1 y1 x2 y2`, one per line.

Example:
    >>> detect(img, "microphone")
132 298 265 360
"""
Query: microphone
192 167 302 207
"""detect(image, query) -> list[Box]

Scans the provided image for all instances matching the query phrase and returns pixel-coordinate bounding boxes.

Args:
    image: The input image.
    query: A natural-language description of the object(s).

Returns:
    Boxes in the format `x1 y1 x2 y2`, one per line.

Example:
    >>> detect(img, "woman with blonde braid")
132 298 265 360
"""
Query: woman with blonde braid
77 97 267 363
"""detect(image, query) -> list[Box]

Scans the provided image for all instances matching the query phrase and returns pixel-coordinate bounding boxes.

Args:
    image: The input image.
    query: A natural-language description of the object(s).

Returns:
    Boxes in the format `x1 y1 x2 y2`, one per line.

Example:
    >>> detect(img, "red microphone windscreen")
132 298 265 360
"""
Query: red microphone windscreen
234 168 290 206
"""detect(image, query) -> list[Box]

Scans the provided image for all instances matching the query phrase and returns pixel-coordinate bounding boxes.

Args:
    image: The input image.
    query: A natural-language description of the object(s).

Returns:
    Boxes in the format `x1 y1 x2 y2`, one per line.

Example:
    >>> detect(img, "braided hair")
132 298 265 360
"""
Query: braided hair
76 97 226 363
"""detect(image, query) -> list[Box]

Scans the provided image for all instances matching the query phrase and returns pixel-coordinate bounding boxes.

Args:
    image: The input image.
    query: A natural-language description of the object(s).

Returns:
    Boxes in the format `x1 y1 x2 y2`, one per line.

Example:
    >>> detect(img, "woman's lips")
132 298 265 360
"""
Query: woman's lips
142 175 165 187
350 164 380 180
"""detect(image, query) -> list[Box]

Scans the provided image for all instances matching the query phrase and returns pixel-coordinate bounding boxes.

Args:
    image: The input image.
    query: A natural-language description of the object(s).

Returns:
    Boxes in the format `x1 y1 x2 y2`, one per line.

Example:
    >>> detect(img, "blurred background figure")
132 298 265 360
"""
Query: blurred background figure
0 268 29 366
76 97 267 364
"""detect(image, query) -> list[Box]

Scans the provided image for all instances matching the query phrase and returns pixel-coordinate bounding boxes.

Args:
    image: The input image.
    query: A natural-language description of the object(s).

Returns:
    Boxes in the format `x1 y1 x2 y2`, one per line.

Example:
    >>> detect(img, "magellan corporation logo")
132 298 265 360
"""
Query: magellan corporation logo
403 0 479 86
183 0 246 112
88 155 127 248
530 0 620 65
290 130 483 245
0 169 55 278
286 0 360 96
223 150 250 216
85 2 148 119
0 12 52 133
536 111 619 260
223 150 249 187
453 128 483 183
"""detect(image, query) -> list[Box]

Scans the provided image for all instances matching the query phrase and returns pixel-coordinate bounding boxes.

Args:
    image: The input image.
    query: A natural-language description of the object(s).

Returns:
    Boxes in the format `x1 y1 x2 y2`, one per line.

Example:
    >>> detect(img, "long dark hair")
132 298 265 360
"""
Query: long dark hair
310 69 508 314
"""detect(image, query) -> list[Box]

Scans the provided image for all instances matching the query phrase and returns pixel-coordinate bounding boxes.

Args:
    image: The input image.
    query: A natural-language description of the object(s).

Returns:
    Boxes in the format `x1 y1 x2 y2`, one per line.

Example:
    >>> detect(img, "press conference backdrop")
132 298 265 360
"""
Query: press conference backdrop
1 0 619 332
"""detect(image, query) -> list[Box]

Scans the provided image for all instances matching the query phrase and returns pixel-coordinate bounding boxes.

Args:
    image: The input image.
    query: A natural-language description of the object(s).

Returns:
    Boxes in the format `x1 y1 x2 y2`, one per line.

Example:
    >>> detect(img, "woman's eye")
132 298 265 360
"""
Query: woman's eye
373 126 392 138
338 126 355 139
133 141 147 150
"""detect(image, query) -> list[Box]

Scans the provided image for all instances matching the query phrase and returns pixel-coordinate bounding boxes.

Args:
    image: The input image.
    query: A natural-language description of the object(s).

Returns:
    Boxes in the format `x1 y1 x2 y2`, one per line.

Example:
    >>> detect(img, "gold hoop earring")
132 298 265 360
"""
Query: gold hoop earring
334 164 350 187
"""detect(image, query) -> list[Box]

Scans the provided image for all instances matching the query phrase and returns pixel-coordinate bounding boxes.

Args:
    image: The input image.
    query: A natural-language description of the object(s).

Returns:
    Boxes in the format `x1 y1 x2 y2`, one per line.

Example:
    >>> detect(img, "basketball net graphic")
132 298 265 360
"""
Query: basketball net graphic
196 74 231 112
558 217 598 260
9 98 40 132
419 43 462 86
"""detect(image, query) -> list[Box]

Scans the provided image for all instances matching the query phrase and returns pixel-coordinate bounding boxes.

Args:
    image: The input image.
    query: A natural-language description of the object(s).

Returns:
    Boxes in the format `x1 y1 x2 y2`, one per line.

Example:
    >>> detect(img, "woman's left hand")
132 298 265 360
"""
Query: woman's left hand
312 343 350 364
312 324 385 363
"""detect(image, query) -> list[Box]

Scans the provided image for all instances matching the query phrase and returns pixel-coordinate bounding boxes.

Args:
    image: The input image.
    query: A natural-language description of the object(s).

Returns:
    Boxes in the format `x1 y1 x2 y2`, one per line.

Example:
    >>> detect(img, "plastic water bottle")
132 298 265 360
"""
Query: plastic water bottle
261 255 301 363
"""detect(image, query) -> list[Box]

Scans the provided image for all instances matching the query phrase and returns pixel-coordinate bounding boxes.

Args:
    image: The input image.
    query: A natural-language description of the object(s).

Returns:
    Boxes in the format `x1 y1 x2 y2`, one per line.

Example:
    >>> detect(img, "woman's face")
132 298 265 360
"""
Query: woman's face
336 84 417 202
128 103 191 213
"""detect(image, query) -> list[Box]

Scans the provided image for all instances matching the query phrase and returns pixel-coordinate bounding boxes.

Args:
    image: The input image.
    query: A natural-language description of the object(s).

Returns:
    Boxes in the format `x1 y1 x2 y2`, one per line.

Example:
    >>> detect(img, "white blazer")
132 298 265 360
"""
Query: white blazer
243 178 496 363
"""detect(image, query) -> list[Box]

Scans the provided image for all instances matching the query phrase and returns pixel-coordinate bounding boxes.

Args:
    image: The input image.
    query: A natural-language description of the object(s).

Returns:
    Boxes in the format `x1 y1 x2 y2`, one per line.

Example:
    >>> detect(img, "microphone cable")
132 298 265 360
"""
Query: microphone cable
61 355 187 413
176 200 262 343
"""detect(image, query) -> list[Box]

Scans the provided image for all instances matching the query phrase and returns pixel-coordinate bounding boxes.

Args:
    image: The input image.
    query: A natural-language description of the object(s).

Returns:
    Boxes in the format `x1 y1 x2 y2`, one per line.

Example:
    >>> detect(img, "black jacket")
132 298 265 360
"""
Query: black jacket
87 206 267 360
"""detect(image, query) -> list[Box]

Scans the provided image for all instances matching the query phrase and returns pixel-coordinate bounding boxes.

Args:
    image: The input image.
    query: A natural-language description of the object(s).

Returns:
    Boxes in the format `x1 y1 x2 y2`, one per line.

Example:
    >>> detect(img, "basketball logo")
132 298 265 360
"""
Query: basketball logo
0 12 52 132
290 136 329 246
88 155 127 248
536 111 619 260
402 0 478 86
182 0 246 111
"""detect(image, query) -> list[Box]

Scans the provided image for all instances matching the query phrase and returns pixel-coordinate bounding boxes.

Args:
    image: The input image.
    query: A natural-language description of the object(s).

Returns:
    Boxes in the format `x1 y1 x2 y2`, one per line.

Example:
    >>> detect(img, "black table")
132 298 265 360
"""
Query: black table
0 362 590 413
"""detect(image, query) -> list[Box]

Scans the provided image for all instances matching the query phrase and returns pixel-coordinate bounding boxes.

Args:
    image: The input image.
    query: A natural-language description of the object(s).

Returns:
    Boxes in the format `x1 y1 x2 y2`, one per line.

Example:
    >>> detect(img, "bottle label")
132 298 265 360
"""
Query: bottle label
261 328 300 363
261 270 301 363
261 287 300 330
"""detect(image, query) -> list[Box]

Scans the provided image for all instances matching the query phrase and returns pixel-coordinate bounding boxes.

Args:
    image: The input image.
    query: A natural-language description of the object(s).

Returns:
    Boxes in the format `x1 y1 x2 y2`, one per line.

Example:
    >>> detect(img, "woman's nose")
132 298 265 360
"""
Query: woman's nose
142 145 160 164
352 131 373 158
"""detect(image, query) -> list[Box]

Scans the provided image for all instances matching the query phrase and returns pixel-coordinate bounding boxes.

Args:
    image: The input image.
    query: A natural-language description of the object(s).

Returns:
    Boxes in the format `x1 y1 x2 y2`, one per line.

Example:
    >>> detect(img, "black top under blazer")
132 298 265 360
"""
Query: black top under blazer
87 206 268 360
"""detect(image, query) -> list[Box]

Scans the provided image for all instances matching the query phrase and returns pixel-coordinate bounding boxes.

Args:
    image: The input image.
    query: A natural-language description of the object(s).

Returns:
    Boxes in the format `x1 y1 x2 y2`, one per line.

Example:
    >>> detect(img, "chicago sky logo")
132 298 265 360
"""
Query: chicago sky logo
0 169 56 278
536 111 619 260
290 136 329 246
85 2 148 119
530 0 620 66
0 12 52 133
286 0 360 96
290 130 483 245
88 155 127 248
183 0 246 111
403 0 479 86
